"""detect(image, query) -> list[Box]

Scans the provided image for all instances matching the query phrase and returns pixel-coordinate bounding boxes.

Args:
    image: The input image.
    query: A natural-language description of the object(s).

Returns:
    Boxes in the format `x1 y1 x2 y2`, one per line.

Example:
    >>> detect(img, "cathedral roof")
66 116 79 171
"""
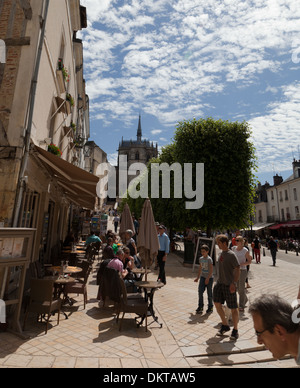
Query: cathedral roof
118 115 157 151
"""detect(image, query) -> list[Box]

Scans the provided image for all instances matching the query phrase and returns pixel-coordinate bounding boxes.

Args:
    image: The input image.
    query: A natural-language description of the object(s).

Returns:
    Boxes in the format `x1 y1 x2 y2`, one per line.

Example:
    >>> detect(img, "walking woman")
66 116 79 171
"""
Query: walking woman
232 236 252 312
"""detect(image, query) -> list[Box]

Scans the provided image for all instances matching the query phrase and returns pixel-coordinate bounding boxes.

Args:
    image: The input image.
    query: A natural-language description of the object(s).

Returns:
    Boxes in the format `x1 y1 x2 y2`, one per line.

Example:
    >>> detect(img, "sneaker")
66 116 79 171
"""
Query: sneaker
196 307 203 314
230 329 239 341
206 307 213 314
216 324 230 336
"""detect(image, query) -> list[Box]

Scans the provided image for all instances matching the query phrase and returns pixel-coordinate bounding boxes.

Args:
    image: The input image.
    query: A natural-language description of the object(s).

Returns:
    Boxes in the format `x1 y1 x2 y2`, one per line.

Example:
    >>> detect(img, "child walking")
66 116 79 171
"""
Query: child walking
194 245 214 314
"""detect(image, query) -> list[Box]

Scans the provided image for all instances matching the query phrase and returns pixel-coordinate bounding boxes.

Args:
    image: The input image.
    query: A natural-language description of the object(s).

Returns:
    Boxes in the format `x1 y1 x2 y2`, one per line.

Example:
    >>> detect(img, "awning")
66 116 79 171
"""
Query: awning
269 220 300 230
33 145 98 209
269 224 283 230
244 222 275 231
252 222 275 231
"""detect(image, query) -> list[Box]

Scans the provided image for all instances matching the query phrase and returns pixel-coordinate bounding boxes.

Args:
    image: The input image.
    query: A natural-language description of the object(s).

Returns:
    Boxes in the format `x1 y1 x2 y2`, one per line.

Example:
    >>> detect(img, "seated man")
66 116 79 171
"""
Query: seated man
85 231 102 247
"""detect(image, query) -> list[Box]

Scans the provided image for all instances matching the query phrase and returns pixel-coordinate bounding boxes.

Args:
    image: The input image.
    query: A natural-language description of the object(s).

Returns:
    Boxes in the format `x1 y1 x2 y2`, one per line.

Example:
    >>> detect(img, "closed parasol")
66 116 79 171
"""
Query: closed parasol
119 203 135 243
137 198 159 280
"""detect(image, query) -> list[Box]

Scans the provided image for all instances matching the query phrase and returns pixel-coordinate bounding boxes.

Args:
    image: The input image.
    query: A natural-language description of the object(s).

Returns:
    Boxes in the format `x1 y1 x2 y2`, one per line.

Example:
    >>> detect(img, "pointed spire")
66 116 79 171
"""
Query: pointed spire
137 114 142 142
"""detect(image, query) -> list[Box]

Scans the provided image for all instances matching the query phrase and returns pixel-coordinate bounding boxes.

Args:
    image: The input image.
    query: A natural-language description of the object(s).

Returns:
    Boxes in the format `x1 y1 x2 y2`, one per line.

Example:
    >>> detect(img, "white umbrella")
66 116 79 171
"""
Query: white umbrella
119 203 135 243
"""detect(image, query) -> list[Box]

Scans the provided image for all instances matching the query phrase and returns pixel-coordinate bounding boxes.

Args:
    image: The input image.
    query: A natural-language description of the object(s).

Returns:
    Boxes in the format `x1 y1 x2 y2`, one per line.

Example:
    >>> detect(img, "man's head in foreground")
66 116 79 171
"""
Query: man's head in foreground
249 294 300 364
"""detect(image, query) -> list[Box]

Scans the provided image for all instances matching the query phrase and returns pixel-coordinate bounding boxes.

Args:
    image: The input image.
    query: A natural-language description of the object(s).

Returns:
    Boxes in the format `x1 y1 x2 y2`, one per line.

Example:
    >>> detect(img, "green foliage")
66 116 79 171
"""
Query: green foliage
171 117 257 232
121 117 257 233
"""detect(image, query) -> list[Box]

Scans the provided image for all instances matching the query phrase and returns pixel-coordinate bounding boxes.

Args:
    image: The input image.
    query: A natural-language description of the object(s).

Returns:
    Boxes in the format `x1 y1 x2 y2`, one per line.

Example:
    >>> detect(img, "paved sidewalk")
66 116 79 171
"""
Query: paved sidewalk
0 243 299 368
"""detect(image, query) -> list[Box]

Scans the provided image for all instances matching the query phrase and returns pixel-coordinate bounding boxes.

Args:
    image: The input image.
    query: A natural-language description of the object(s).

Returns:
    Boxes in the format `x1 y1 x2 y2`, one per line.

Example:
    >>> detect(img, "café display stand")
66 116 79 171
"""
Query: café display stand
0 228 35 338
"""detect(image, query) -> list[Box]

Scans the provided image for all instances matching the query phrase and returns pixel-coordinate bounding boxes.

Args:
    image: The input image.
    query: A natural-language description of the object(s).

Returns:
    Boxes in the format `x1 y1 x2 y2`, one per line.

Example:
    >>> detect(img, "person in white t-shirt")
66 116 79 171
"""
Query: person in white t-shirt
231 236 252 312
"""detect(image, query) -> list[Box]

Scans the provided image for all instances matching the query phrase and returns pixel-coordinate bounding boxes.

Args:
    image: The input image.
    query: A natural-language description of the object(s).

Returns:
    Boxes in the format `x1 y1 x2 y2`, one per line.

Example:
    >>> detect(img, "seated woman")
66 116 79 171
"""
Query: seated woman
102 237 114 260
125 229 141 268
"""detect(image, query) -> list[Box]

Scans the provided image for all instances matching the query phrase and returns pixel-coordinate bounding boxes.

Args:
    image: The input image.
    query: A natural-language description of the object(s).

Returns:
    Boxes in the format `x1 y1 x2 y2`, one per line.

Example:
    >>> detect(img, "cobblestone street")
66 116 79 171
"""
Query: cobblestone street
0 240 299 368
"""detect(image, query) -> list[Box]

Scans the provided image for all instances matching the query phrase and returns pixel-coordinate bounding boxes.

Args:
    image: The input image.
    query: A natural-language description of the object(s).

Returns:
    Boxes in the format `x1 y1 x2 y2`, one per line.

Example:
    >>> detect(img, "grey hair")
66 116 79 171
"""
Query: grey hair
249 294 299 334
126 229 133 237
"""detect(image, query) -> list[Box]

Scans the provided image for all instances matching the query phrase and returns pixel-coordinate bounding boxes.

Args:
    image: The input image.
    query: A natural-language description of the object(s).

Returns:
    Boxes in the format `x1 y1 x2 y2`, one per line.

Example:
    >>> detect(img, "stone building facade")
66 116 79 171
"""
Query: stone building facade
254 159 300 238
0 0 96 263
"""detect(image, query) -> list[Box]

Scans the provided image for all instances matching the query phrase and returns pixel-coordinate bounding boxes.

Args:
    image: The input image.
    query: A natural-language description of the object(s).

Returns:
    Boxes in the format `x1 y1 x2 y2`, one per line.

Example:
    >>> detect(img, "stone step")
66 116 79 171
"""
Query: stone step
181 339 265 358
181 341 296 367
187 350 294 367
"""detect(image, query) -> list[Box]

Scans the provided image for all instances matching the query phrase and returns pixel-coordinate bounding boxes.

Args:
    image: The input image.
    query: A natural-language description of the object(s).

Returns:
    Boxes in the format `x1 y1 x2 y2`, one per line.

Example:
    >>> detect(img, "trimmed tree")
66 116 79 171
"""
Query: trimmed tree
122 117 257 235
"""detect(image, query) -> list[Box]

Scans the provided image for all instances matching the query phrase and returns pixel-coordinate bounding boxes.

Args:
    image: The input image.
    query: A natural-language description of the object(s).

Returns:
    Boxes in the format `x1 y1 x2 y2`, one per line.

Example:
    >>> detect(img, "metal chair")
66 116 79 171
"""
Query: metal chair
23 278 62 334
116 278 148 332
63 265 92 309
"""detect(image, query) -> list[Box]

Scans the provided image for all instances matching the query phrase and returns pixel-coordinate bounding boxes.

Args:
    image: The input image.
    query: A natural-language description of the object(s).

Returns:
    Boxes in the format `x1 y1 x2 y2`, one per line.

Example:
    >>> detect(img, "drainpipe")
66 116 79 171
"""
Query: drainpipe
12 0 50 227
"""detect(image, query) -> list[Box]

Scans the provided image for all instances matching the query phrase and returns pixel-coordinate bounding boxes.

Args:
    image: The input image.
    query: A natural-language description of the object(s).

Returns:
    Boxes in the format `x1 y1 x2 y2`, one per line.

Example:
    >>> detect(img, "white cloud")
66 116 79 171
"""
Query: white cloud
80 0 300 177
250 81 300 172
151 129 162 135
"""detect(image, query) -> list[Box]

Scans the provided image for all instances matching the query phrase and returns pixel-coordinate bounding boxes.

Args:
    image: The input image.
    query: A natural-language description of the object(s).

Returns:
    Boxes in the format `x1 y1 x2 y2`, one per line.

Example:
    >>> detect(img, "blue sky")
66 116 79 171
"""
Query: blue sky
79 0 300 184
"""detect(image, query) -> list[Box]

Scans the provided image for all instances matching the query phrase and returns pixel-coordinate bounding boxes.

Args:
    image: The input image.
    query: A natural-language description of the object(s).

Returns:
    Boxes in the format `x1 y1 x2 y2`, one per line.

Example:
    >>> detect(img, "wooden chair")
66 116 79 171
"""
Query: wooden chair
73 260 91 283
23 279 62 334
116 278 148 332
63 264 92 309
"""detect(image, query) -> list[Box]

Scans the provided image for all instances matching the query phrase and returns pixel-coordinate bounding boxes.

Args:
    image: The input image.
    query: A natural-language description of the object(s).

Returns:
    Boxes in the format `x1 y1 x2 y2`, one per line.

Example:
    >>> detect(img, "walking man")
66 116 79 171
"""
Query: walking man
268 236 278 266
213 234 240 340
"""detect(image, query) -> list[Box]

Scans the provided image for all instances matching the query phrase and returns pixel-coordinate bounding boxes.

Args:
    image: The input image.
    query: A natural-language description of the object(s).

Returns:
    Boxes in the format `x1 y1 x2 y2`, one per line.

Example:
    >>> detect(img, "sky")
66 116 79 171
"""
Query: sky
79 0 300 184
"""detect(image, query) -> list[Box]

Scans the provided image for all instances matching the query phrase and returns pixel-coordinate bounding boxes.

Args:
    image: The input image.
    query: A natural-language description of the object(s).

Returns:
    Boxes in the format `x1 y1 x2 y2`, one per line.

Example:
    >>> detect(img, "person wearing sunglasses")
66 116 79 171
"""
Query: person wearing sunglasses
249 294 300 365
231 237 252 312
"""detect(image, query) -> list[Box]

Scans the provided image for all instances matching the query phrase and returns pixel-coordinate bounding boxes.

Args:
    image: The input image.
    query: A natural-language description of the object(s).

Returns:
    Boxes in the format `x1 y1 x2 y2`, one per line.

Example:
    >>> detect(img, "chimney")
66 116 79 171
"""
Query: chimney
292 159 300 179
273 174 283 186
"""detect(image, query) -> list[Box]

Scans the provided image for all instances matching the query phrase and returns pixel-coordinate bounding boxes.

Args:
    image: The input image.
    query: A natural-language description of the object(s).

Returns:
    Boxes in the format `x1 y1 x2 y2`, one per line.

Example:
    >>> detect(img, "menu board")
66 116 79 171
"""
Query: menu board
0 237 28 261
192 237 216 271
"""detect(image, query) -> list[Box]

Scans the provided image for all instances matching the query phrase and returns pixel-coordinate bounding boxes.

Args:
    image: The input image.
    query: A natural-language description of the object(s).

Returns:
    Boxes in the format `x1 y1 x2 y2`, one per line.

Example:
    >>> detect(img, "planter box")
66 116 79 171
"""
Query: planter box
56 69 66 94
55 97 71 115
63 126 74 139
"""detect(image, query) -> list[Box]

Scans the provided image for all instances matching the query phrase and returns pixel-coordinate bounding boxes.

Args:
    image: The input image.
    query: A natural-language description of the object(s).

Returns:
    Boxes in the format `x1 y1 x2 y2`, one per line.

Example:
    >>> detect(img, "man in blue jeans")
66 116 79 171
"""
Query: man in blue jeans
213 234 240 341
194 245 214 314
157 225 170 285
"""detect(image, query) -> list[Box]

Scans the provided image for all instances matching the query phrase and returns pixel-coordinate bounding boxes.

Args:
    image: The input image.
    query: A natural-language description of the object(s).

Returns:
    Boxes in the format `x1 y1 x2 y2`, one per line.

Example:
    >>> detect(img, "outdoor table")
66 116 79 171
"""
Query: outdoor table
50 266 83 274
132 268 152 281
134 280 164 328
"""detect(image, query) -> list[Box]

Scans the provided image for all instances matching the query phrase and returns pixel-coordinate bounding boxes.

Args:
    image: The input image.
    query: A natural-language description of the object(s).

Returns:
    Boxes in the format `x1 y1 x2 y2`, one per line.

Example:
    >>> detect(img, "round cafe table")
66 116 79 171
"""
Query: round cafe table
132 268 151 281
134 280 164 328
50 266 83 275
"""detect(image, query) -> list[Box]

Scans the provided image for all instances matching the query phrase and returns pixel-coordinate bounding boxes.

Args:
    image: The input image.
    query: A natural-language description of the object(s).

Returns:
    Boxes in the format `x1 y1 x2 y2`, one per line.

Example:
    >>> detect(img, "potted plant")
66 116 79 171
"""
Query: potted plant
71 122 76 132
66 93 74 107
58 58 70 83
48 143 62 157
